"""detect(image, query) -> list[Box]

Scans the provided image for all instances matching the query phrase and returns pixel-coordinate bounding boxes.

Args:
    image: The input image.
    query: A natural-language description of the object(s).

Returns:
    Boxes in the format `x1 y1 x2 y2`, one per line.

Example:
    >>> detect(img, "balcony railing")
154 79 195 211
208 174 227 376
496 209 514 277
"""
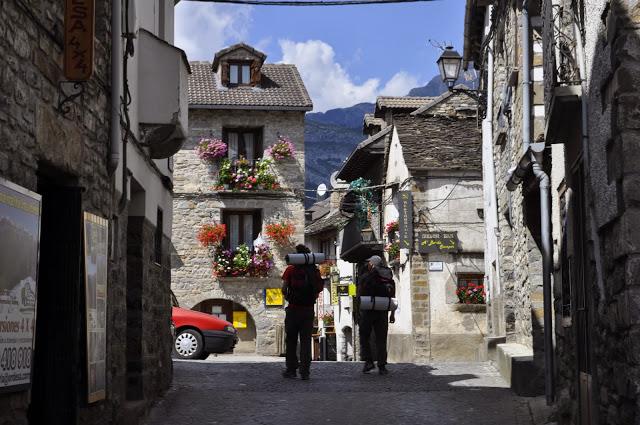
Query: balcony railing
551 4 581 86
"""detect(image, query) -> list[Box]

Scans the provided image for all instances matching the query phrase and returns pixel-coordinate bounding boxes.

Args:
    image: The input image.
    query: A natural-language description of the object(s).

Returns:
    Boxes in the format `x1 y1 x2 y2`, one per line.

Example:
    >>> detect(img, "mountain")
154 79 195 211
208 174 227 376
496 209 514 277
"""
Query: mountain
306 103 374 129
408 72 479 96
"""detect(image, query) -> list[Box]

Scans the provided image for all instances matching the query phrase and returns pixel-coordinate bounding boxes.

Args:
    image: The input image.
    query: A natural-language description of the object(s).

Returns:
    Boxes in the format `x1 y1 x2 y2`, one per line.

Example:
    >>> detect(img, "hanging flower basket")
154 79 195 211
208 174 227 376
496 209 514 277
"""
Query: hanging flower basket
385 241 400 260
267 135 296 161
320 312 334 326
196 138 227 163
385 220 399 234
197 223 226 247
265 221 295 247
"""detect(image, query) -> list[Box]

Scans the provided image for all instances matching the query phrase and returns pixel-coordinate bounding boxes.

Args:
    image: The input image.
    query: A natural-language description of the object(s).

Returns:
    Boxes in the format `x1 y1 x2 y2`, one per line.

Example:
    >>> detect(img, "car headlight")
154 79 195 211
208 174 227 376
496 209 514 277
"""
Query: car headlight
224 325 236 334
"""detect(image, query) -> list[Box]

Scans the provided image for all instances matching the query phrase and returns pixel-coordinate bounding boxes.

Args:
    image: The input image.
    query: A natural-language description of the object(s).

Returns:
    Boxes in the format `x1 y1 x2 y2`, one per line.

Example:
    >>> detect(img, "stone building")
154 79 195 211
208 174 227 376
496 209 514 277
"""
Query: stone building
0 1 186 424
172 43 312 355
335 93 485 363
465 0 640 423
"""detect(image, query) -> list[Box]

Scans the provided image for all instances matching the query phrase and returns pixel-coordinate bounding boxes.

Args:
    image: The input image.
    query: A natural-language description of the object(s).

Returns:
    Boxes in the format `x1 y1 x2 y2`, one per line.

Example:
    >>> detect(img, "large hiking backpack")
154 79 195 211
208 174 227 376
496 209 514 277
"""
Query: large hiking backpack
286 265 318 306
364 267 395 297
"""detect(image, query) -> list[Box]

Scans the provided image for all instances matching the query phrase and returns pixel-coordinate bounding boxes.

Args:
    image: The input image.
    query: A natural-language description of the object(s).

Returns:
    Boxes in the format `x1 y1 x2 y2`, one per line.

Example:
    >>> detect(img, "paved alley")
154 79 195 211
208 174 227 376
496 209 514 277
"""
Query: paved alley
145 357 551 425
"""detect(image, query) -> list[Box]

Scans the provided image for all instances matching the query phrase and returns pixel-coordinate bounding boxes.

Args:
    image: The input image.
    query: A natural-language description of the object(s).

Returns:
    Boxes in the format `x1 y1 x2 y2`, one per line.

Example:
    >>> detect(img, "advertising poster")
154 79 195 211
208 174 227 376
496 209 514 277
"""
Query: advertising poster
0 179 41 393
233 311 247 329
83 212 108 403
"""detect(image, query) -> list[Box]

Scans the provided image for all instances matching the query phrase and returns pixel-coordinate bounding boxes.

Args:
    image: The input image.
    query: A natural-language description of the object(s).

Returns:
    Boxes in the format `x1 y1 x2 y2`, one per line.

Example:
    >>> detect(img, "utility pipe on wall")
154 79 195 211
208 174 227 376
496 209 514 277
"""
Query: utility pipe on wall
521 0 531 154
532 160 555 405
109 0 122 174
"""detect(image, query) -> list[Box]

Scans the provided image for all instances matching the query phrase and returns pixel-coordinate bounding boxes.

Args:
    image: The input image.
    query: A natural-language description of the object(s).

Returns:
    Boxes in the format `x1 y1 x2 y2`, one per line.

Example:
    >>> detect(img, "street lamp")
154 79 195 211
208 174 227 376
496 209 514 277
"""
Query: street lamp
436 45 487 116
437 46 463 89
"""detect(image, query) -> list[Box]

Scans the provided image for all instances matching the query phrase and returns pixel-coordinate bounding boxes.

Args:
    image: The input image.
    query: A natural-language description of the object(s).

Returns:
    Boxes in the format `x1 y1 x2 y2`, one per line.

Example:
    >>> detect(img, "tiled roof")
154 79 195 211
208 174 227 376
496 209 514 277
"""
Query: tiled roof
394 113 481 172
305 210 351 236
188 62 313 111
376 96 433 110
411 87 477 116
212 43 266 71
363 114 386 128
337 126 393 181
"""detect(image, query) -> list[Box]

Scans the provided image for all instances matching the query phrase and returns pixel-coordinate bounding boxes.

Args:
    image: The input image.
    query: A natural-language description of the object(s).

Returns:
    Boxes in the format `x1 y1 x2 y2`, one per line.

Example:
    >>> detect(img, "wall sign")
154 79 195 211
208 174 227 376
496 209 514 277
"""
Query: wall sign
265 288 284 307
64 0 95 81
428 261 444 271
83 212 108 403
418 232 459 253
0 179 41 393
233 311 247 329
397 191 413 252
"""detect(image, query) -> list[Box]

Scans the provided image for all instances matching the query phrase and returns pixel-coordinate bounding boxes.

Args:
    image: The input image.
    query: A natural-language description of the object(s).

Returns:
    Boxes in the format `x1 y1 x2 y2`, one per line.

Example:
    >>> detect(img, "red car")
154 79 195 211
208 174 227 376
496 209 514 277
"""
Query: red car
171 294 237 360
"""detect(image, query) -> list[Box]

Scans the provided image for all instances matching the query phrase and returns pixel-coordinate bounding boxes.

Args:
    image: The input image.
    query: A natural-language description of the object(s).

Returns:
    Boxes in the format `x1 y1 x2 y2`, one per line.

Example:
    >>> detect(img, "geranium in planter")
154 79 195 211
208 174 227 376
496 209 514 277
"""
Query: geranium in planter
197 223 226 247
265 221 295 247
456 282 486 304
196 138 227 163
249 244 274 277
212 247 233 277
267 136 296 161
385 220 399 235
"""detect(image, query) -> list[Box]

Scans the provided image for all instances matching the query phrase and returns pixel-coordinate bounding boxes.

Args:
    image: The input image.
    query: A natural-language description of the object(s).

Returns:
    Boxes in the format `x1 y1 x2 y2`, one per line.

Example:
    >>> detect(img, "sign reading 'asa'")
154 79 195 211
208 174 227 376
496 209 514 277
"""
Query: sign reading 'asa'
64 0 95 81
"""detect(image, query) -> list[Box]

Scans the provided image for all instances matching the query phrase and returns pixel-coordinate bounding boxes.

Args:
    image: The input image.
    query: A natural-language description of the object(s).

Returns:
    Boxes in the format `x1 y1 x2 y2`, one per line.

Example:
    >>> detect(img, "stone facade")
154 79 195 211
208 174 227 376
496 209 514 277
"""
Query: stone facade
172 108 307 355
0 1 174 424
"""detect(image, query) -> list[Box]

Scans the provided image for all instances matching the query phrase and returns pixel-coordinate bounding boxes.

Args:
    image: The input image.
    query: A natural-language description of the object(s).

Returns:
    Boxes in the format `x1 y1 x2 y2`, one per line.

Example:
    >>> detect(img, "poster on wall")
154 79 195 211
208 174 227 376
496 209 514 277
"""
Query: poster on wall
0 178 41 393
233 311 247 329
83 212 108 403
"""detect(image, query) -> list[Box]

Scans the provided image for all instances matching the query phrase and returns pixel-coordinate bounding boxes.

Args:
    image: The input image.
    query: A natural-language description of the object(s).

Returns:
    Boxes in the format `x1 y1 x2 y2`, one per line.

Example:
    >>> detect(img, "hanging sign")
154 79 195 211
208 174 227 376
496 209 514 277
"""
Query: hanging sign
418 232 459 253
330 283 339 305
336 284 350 296
0 179 41 393
83 212 108 403
64 0 95 81
397 191 413 252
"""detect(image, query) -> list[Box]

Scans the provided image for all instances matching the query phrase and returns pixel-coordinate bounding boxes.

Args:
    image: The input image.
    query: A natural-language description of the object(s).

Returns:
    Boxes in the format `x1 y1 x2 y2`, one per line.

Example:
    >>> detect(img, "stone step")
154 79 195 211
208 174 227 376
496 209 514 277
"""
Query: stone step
496 342 544 397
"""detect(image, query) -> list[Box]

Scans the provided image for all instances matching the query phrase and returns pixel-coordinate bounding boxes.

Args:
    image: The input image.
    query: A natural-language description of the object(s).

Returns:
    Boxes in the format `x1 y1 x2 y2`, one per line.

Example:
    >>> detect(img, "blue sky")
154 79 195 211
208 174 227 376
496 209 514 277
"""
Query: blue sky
175 0 466 111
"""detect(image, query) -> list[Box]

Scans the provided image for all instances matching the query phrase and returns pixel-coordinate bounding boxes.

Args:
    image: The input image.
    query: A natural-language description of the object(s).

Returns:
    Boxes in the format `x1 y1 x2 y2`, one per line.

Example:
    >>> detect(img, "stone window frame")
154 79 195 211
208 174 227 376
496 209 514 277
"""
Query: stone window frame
221 209 262 252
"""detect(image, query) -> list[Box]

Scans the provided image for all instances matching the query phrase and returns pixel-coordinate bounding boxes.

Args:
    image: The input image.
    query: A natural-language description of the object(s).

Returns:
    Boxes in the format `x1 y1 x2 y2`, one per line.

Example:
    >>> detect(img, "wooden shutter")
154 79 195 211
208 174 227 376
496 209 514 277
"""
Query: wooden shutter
250 60 261 85
220 61 229 86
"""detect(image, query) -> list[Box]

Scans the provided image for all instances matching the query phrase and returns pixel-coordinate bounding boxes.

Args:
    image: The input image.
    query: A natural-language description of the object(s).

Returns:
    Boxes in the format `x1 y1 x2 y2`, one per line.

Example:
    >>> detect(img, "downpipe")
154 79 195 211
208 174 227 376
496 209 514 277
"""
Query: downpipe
532 160 555 405
108 0 122 175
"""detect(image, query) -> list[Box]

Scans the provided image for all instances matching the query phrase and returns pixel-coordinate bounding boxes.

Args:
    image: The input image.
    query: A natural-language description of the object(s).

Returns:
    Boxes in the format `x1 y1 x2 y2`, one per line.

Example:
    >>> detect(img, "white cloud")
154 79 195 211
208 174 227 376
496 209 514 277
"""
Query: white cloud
174 3 253 61
279 40 419 112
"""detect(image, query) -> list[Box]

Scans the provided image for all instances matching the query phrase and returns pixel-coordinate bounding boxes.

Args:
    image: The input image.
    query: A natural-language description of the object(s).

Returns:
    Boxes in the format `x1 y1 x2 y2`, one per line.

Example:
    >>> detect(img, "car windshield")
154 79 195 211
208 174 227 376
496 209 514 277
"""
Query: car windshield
170 291 179 307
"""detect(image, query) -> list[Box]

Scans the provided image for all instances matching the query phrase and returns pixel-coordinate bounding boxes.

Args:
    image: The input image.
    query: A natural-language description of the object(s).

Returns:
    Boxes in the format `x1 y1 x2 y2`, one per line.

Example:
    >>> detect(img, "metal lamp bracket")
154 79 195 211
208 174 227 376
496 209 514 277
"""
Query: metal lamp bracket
57 81 86 118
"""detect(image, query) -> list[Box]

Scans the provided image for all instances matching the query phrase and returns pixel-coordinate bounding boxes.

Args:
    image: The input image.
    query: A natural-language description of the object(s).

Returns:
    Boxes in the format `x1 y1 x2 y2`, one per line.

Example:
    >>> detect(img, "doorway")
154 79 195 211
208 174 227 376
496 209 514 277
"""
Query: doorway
29 177 83 425
192 299 257 353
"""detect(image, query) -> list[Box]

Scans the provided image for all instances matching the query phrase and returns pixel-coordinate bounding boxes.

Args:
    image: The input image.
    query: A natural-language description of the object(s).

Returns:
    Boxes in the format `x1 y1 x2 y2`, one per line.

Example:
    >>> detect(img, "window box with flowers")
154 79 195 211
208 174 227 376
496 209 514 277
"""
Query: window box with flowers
454 274 486 312
265 221 295 247
196 138 228 163
267 135 296 161
212 244 274 278
215 157 280 191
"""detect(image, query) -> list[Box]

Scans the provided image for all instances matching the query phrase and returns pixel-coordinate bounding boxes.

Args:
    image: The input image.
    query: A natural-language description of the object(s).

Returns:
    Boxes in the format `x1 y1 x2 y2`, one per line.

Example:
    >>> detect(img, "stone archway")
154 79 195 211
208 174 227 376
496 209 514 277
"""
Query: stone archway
192 299 257 353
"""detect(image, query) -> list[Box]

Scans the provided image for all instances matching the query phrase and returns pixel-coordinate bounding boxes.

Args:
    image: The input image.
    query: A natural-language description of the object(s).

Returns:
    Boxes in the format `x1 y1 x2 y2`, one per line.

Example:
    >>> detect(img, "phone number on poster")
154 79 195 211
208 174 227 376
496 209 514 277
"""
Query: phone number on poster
0 347 31 371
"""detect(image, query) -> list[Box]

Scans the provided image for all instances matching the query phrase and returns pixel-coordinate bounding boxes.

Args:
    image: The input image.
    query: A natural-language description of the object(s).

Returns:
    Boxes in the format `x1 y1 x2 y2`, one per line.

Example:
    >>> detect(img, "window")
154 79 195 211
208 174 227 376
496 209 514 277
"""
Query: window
222 210 262 251
223 128 262 161
155 208 163 264
320 239 334 260
229 62 252 85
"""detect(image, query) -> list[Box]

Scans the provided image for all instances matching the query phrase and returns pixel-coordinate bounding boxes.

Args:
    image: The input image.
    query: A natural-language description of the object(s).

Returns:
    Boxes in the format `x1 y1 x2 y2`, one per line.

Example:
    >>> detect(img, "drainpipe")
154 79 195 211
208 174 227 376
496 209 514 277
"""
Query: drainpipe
521 0 531 154
109 0 122 175
521 0 554 404
532 159 555 405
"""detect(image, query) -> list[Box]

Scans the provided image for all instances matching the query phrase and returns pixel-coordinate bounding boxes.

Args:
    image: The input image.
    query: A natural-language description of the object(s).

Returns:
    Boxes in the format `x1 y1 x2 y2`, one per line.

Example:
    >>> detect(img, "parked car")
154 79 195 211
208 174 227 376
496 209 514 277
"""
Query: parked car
171 293 237 360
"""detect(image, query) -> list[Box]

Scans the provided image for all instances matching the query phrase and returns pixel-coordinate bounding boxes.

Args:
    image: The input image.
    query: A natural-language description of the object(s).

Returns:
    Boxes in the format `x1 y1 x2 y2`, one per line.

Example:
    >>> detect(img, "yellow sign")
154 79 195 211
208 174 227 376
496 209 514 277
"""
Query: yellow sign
265 288 284 306
330 283 338 305
233 311 247 329
348 283 357 296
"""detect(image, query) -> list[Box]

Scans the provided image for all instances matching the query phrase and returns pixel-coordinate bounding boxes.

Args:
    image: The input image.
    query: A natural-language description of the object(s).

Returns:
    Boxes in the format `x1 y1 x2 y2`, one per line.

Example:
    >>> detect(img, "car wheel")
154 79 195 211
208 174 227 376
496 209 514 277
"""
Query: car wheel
174 329 204 360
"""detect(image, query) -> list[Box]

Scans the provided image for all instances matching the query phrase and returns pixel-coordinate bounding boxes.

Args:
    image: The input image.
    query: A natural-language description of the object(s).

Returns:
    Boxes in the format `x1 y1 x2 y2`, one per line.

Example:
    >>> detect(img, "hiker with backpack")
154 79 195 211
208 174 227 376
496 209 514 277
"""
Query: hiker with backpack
357 255 396 375
281 244 324 380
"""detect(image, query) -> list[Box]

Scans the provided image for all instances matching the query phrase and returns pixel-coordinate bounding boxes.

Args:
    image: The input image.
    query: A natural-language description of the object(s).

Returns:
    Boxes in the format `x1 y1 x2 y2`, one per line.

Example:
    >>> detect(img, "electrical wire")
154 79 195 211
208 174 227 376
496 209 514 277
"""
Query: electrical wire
187 0 438 5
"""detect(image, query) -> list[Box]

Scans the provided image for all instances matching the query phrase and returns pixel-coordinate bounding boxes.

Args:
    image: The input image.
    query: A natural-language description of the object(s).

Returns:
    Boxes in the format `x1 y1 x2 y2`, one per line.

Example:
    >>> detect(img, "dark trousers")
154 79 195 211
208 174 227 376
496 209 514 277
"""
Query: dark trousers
285 307 314 374
359 310 388 366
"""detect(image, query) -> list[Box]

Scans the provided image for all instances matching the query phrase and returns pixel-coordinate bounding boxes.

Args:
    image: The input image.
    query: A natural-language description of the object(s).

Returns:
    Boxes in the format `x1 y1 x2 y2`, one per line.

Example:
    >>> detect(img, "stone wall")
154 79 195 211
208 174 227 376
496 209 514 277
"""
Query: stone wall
172 108 306 355
0 1 172 424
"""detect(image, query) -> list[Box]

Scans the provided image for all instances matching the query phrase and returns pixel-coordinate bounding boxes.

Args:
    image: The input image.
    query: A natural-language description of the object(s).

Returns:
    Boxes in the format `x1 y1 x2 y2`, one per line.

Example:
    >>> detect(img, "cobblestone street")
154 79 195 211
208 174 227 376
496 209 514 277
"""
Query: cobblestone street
145 356 552 425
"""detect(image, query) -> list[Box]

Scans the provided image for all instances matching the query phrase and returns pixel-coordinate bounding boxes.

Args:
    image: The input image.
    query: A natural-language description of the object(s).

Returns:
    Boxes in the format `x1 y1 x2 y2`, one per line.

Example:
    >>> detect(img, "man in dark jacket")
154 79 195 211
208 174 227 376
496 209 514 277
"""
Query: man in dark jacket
357 255 395 375
281 244 323 380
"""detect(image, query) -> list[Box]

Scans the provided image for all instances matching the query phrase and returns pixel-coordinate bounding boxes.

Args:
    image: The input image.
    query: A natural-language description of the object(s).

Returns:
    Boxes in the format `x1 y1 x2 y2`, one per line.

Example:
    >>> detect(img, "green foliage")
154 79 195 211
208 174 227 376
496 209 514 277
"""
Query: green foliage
232 244 252 271
349 177 377 228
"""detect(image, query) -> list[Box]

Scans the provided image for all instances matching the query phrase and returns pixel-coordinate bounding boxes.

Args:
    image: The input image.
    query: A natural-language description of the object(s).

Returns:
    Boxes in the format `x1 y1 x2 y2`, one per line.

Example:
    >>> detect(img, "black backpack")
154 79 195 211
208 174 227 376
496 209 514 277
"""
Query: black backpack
363 267 395 297
287 265 318 306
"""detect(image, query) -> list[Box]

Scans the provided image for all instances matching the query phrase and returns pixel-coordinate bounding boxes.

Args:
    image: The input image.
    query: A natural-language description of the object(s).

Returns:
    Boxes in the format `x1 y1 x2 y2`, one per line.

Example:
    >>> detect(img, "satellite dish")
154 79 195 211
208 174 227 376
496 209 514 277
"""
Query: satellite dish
317 183 327 197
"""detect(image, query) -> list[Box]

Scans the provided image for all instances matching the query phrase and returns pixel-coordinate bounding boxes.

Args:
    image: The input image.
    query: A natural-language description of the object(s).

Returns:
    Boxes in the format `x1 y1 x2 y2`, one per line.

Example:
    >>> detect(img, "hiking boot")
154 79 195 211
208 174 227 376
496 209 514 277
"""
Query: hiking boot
362 361 375 373
282 369 297 379
300 373 310 381
378 365 389 375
